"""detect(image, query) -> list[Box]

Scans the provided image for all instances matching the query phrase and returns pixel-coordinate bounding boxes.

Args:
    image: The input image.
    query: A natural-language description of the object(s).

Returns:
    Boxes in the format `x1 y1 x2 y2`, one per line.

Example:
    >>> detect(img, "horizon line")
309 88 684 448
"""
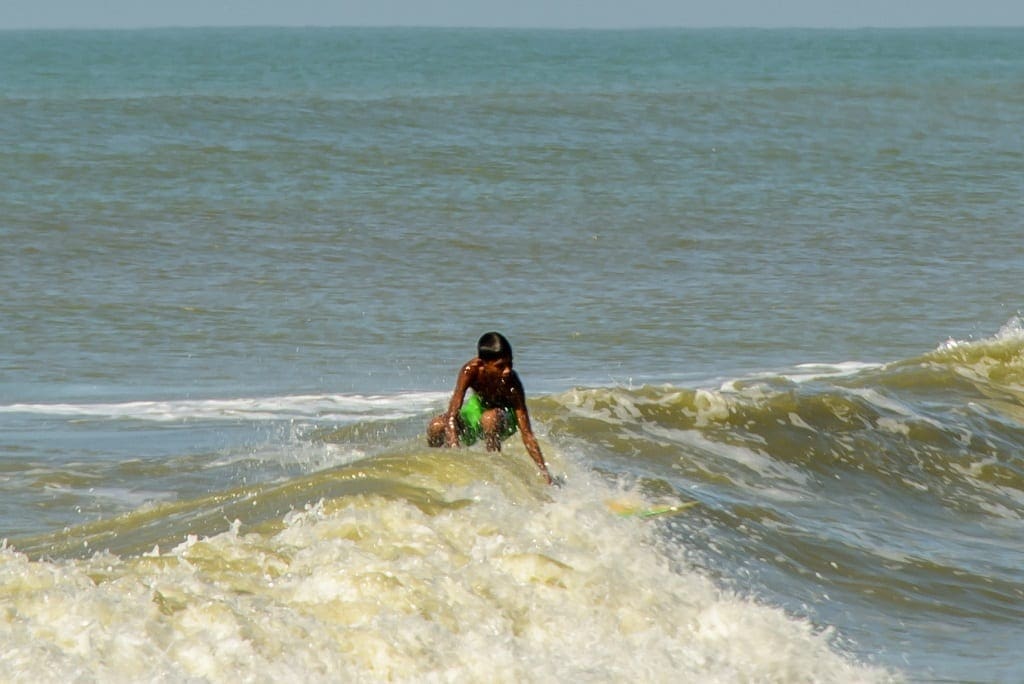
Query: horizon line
3 23 1022 32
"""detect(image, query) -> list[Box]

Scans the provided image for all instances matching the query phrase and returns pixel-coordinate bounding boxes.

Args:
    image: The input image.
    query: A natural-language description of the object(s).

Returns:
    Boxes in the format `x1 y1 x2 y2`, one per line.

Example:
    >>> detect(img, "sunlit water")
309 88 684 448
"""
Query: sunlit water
2 27 1023 682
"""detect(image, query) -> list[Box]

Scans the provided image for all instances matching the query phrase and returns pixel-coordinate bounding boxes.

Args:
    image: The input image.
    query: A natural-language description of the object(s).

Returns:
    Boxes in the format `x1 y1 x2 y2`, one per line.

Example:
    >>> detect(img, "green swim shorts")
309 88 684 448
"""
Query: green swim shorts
459 394 518 446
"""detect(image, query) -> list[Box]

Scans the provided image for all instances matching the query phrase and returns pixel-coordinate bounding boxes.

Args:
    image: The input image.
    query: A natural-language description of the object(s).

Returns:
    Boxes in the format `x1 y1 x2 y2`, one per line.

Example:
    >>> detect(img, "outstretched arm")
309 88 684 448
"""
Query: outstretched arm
517 407 553 484
510 376 553 484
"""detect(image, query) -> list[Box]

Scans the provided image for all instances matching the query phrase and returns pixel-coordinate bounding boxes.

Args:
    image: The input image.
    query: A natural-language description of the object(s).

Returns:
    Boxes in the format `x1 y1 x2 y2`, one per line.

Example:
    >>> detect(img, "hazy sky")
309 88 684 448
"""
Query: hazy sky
4 0 1024 30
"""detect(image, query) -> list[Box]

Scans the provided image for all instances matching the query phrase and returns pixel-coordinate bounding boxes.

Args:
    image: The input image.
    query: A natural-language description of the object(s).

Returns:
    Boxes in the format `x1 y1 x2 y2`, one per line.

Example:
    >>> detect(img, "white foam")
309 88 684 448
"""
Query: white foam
0 474 895 683
778 361 884 384
86 487 178 508
996 315 1024 340
0 392 447 423
940 315 1024 351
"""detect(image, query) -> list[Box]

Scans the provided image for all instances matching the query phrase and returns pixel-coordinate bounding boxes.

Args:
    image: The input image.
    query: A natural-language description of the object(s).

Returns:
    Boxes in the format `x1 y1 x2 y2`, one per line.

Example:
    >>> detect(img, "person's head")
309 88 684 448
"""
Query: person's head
477 331 513 363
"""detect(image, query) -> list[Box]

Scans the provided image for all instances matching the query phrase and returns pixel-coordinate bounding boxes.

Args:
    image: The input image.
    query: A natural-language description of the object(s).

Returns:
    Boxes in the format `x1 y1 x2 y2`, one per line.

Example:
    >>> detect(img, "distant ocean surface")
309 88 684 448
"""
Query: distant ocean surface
2 26 1022 682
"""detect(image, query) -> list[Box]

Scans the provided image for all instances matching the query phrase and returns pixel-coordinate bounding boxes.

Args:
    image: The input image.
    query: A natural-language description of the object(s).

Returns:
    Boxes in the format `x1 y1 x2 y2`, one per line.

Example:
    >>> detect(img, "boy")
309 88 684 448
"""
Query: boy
427 332 553 485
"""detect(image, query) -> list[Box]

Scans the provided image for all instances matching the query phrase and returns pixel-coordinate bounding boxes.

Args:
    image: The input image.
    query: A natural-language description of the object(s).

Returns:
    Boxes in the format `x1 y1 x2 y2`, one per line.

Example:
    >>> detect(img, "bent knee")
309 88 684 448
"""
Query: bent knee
479 408 505 434
426 415 446 447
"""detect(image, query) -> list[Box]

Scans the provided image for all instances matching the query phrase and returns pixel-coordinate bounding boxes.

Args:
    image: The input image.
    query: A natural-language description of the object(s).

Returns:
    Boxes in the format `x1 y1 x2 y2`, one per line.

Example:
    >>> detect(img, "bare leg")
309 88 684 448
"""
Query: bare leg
427 414 446 447
480 408 507 452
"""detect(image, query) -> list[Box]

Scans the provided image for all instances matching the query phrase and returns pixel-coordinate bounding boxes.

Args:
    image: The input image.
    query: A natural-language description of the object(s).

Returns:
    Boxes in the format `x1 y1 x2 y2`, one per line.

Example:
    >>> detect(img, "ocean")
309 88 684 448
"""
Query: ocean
1 26 1022 682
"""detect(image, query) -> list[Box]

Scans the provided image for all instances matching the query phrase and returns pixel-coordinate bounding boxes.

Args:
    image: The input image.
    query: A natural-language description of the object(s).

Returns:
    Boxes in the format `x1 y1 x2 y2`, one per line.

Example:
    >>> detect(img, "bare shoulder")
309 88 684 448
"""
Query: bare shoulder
457 357 485 388
506 370 529 406
461 357 484 376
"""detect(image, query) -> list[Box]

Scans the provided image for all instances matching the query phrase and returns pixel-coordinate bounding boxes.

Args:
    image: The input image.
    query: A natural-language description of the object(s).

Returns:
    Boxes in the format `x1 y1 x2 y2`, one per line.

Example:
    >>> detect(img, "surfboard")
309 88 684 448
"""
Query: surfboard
606 499 698 519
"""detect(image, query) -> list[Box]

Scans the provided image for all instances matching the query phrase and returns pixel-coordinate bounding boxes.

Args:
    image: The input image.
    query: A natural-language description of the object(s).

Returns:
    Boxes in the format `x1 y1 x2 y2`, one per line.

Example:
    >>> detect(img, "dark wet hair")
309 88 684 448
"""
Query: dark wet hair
477 331 513 361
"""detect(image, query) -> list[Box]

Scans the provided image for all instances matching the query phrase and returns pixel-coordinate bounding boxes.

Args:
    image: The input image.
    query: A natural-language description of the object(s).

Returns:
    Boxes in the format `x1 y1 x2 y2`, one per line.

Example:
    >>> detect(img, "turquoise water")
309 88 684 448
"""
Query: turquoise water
1 27 1023 682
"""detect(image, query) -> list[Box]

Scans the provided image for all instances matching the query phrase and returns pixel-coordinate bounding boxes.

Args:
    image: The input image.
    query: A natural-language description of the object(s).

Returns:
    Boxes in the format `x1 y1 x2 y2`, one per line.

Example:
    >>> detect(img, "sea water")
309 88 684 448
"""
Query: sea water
1 27 1023 682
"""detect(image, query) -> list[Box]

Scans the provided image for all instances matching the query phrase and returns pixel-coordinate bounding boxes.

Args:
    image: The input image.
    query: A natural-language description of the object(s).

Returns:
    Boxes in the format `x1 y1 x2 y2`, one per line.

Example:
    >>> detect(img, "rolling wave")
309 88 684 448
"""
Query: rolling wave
4 328 1022 681
0 392 447 423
